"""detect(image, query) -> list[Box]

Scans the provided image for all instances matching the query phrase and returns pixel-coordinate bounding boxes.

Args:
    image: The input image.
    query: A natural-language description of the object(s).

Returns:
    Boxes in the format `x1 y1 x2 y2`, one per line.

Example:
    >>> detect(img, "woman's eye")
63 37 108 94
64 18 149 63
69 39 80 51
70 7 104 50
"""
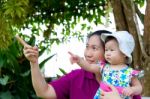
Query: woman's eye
93 47 97 50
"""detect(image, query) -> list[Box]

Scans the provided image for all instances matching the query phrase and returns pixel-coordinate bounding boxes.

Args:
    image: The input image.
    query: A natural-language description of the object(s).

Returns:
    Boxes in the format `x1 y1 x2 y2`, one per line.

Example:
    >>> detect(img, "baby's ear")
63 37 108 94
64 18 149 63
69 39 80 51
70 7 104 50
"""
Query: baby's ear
123 53 127 58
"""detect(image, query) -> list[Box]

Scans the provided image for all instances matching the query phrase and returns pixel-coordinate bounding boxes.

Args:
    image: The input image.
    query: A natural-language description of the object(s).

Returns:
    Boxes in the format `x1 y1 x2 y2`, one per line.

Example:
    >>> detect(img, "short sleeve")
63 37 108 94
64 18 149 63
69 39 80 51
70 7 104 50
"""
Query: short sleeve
49 70 75 99
131 70 144 79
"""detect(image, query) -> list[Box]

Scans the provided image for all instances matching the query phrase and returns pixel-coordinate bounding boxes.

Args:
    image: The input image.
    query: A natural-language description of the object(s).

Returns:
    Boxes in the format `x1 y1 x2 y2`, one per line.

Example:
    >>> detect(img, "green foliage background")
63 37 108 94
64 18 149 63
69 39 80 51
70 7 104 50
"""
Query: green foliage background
0 0 145 98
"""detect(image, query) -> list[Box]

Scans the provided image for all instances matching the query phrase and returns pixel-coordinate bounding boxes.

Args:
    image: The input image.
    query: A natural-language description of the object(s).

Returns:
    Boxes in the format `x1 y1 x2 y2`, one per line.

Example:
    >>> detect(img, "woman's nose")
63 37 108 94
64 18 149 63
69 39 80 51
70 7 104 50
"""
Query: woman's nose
85 50 93 58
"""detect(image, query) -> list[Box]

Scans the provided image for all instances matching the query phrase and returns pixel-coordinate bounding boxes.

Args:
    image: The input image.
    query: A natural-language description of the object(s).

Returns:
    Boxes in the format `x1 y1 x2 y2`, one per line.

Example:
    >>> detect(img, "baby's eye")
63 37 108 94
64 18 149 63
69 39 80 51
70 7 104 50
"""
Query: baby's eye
110 49 115 51
105 49 108 51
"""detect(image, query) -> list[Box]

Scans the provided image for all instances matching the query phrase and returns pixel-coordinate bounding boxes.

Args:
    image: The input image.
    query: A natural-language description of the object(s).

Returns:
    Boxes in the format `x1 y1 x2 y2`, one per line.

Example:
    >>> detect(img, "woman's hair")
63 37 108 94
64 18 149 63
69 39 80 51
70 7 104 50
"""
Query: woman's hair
87 30 112 48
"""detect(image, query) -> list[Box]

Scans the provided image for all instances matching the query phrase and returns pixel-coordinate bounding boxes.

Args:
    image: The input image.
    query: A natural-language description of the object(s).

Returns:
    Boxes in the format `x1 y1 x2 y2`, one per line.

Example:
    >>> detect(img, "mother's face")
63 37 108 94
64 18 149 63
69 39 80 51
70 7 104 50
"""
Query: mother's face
84 35 105 64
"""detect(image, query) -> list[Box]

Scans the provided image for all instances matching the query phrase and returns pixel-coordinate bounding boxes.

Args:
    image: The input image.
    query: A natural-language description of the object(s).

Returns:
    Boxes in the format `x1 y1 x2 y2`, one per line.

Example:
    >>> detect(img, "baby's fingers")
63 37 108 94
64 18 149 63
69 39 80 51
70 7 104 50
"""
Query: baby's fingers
68 51 75 57
69 57 74 64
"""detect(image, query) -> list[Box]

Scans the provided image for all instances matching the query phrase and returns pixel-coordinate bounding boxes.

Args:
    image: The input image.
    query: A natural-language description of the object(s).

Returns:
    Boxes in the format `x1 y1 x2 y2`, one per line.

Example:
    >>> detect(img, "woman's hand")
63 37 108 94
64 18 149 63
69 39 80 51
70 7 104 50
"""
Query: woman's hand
23 45 39 63
122 87 134 97
16 35 39 63
100 85 122 99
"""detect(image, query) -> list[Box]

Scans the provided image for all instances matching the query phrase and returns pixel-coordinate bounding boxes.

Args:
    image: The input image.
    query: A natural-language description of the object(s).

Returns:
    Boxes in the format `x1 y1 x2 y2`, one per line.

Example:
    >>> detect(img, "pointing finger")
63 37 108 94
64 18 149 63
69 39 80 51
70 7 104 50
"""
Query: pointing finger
68 51 74 56
15 35 28 46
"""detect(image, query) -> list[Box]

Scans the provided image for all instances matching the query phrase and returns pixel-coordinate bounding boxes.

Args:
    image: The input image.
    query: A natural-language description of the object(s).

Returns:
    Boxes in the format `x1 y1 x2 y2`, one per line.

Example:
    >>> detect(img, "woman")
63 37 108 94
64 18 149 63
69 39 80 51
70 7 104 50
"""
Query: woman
22 30 141 99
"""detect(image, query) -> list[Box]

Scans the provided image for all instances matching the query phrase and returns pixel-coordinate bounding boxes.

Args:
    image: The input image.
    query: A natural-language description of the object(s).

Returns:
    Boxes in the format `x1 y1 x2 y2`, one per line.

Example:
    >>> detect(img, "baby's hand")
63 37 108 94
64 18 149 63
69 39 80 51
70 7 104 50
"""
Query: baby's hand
68 51 80 64
122 87 134 96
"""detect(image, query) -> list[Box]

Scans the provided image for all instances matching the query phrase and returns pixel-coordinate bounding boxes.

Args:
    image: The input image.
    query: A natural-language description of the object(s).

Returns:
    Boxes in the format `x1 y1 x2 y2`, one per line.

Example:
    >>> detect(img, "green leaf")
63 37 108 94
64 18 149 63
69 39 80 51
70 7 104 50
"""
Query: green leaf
39 54 56 68
81 24 86 30
4 8 13 16
16 7 23 18
59 68 67 75
0 75 9 85
0 56 4 68
39 47 46 56
28 35 36 46
0 91 13 99
20 70 30 77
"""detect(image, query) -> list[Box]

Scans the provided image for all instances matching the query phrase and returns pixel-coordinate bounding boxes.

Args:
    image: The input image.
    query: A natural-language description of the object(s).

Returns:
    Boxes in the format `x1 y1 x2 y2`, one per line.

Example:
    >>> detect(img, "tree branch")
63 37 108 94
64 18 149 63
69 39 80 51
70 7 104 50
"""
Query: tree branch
131 0 150 62
134 3 144 24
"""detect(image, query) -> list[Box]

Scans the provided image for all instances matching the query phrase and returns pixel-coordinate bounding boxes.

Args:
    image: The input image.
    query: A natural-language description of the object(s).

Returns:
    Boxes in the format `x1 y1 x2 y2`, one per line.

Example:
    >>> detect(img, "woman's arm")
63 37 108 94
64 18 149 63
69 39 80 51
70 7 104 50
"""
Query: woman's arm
30 62 57 98
17 35 57 98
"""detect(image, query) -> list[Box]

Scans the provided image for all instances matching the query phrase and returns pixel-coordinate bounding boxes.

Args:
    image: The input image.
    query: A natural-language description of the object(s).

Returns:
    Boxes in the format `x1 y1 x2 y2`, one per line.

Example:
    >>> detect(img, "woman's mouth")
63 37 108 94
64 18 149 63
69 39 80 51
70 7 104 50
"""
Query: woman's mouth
87 60 95 64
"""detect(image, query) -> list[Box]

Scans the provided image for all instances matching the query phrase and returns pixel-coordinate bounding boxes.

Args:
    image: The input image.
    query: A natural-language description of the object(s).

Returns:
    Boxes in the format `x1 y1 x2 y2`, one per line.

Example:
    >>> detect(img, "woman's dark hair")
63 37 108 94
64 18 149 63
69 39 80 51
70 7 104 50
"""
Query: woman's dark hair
87 30 111 38
87 30 112 48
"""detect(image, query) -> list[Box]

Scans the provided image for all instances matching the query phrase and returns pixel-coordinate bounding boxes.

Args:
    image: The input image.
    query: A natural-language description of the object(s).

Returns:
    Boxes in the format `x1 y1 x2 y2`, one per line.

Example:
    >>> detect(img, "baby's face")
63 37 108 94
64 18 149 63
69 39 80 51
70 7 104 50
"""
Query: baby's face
104 39 126 65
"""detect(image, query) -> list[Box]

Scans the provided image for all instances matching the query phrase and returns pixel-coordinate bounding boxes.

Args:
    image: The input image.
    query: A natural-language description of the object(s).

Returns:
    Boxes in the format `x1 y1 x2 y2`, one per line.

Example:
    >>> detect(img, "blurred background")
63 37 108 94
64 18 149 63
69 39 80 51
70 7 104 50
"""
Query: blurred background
0 0 149 98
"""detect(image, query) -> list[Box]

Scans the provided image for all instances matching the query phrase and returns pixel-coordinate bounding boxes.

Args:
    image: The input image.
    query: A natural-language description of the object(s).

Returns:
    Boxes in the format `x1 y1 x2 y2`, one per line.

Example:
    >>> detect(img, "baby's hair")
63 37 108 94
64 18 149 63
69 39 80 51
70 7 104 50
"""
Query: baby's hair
105 36 117 44
87 30 112 48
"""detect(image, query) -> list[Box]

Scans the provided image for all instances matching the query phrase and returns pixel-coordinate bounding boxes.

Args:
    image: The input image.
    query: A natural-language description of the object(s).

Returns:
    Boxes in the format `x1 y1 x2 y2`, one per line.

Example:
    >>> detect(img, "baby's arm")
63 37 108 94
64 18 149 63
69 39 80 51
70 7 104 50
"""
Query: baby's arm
130 77 142 95
123 77 142 96
68 51 100 74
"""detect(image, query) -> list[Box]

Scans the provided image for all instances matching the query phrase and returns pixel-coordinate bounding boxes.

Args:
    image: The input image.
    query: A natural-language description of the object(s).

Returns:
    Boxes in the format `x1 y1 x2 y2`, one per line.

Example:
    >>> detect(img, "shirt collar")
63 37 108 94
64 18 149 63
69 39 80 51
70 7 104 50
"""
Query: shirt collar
83 69 95 79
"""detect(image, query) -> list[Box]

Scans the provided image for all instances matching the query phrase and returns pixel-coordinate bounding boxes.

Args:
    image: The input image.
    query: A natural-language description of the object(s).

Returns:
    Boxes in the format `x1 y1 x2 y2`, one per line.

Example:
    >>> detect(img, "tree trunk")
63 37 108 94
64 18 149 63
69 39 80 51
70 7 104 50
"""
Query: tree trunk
121 0 142 68
110 0 141 68
143 0 150 96
110 0 128 30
